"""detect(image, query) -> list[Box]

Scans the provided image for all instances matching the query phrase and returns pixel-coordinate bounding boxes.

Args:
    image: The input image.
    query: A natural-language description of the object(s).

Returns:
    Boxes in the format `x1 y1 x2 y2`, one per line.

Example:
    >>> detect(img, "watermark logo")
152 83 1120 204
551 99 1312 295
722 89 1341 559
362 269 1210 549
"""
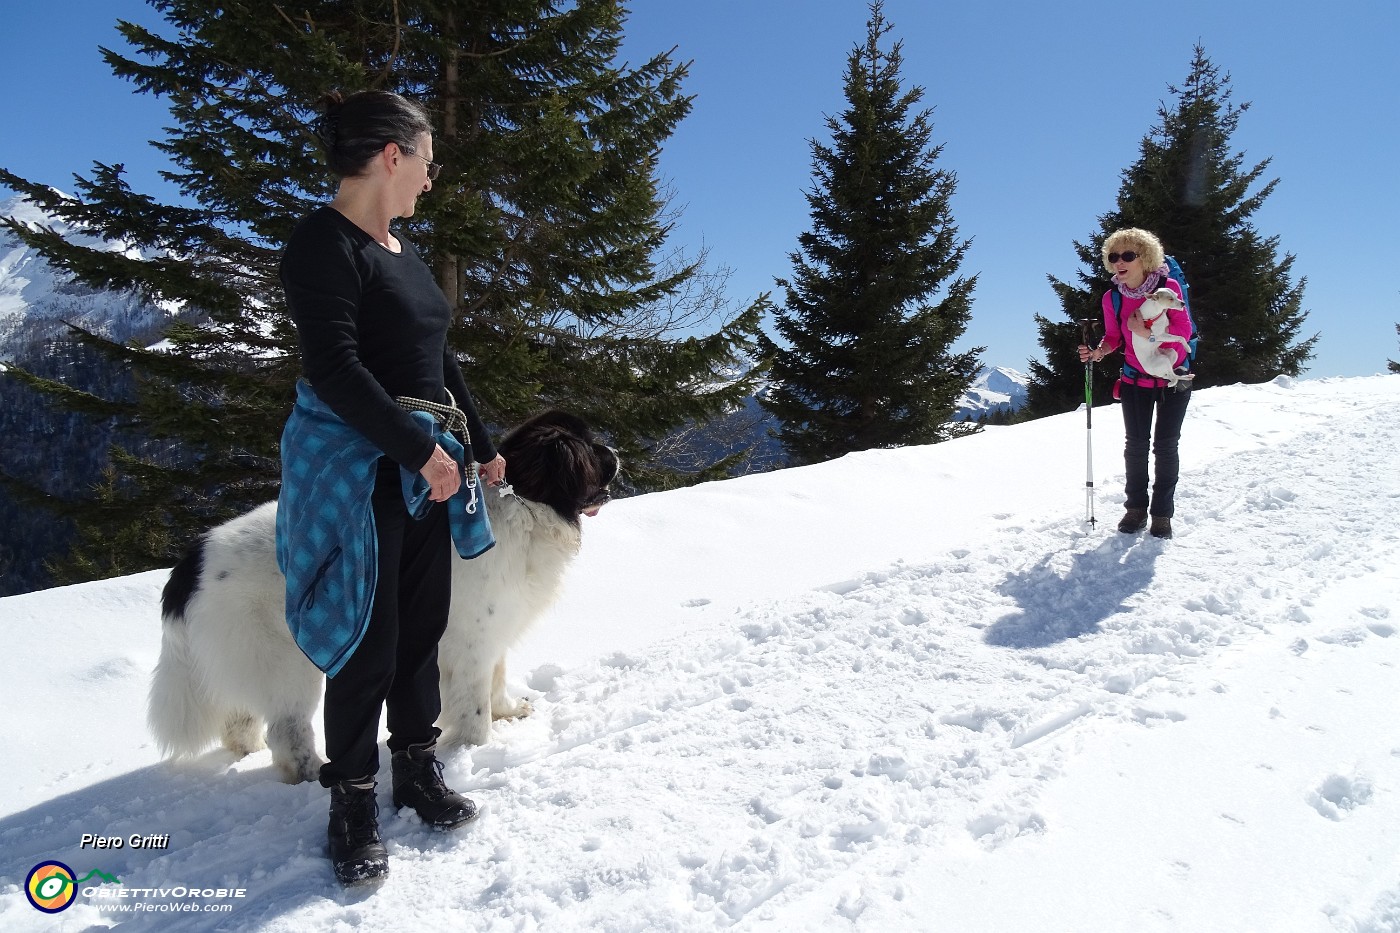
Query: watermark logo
25 861 121 913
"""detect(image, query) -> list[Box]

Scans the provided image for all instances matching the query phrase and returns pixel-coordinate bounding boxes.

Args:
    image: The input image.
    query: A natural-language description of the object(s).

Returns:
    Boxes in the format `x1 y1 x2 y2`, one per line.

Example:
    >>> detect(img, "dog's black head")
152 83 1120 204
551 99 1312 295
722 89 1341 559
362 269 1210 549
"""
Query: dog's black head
496 410 619 523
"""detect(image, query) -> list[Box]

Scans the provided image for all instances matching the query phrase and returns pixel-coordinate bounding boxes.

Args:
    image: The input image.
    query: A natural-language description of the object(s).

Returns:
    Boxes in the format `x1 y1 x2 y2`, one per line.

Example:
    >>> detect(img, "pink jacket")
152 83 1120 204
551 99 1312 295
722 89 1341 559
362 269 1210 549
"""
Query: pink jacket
1100 278 1191 377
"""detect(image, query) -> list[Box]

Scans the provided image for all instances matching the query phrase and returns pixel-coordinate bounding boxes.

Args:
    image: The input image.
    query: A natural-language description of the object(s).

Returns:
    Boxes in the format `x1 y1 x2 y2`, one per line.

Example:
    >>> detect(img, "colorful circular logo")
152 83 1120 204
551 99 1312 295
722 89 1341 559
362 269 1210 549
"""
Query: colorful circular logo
26 861 78 913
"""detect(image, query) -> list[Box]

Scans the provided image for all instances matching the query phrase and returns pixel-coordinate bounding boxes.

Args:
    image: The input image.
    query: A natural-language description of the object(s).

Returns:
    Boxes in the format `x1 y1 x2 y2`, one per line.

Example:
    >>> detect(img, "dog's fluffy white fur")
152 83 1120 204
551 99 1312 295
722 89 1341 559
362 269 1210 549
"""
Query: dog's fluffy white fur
148 410 615 783
1127 288 1191 385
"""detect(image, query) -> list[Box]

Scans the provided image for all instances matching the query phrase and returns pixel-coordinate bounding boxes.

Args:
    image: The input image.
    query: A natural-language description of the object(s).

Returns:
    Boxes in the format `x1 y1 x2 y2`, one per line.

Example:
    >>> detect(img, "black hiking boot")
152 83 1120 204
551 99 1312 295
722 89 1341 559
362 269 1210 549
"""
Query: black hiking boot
327 778 389 886
391 742 479 830
1149 516 1173 539
1117 508 1148 534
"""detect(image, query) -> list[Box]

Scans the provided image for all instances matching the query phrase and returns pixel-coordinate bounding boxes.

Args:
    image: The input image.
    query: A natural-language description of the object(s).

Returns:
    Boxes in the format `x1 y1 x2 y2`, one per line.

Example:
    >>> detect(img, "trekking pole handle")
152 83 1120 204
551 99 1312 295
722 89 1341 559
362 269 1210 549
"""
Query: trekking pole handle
1079 318 1098 349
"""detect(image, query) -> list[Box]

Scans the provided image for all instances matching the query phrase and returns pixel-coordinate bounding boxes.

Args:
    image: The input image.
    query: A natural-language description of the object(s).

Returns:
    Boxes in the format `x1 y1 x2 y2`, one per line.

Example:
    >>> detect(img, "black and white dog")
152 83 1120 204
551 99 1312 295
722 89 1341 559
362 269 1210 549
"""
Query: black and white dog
148 410 617 783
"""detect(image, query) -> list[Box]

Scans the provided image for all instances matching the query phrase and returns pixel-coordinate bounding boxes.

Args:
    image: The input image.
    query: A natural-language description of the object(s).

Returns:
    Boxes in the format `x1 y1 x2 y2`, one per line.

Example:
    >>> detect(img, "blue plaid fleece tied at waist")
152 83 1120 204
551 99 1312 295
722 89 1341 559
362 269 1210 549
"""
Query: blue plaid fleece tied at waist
276 380 494 677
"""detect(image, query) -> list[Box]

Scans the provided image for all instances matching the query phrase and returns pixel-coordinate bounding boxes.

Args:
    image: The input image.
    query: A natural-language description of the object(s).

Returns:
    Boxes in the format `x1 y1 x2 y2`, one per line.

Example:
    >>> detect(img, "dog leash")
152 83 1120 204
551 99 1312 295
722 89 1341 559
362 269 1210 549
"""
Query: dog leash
395 390 470 439
395 391 484 517
393 393 523 508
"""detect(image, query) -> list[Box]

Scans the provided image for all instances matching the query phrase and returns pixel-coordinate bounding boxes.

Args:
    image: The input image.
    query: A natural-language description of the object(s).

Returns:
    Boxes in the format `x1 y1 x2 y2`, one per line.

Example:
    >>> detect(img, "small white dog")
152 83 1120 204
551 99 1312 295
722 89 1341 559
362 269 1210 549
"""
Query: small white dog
148 410 617 783
1126 288 1192 386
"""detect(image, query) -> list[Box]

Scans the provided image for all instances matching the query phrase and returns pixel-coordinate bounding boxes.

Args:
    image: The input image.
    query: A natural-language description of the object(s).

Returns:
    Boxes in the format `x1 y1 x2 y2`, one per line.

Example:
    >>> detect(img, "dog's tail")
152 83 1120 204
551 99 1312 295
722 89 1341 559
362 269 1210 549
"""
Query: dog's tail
148 542 220 758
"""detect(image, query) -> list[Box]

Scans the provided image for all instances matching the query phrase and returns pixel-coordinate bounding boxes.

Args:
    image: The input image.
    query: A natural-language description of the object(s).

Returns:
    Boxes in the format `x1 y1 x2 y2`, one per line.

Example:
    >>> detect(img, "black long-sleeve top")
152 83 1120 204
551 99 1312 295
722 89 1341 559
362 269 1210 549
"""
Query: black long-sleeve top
280 206 496 472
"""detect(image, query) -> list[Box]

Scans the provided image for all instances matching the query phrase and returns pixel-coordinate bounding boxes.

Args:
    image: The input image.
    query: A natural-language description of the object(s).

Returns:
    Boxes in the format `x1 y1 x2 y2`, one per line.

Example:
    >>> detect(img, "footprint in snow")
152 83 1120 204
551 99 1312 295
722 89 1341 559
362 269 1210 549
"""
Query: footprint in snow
1308 773 1374 821
967 810 1047 849
1131 707 1186 726
1317 627 1370 647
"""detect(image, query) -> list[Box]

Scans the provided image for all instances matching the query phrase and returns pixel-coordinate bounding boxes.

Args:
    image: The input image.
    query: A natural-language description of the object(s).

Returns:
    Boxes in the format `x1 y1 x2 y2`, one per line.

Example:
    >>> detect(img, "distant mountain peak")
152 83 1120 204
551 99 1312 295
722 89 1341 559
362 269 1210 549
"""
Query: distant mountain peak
1 195 168 354
956 365 1028 421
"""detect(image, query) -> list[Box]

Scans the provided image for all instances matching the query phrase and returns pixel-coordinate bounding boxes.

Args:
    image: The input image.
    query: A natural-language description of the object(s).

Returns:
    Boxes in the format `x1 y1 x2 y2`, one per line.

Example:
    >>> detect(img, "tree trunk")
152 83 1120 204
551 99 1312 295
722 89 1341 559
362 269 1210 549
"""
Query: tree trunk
436 10 462 307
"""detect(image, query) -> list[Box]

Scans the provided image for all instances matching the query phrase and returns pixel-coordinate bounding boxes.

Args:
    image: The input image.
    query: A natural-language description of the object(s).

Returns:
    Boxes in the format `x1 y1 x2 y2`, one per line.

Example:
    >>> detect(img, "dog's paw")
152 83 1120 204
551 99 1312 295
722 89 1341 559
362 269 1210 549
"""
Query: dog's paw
220 713 266 757
275 755 325 785
438 715 494 748
492 697 533 722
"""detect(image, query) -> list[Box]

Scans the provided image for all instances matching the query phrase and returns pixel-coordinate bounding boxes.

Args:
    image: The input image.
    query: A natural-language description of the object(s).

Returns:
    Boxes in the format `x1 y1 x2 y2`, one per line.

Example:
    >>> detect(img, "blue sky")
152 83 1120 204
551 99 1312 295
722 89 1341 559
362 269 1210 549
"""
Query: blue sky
2 1 1397 378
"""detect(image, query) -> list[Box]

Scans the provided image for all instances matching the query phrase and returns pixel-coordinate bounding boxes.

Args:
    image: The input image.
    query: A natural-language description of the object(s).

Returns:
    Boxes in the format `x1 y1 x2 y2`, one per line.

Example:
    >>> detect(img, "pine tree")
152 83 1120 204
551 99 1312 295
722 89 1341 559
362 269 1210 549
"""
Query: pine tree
1026 44 1316 417
0 0 764 582
759 2 980 466
1389 323 1400 374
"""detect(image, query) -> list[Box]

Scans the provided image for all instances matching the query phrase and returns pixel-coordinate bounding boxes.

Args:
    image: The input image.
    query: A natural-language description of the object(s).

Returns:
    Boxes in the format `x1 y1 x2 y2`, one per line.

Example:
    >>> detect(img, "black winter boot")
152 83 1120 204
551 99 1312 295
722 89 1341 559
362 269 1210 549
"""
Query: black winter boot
1117 508 1148 533
391 743 478 829
327 778 389 886
1149 516 1173 539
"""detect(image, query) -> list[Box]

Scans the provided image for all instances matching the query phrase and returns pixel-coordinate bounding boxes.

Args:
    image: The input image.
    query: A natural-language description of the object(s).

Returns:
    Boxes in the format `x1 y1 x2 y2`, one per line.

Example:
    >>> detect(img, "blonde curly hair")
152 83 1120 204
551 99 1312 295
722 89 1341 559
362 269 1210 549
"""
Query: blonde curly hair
1101 228 1165 274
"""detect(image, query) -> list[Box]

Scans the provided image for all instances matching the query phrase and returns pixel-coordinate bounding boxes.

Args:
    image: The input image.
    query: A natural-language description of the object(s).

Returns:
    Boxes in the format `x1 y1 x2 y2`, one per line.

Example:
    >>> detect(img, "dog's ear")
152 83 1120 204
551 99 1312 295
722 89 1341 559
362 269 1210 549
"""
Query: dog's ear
498 412 607 522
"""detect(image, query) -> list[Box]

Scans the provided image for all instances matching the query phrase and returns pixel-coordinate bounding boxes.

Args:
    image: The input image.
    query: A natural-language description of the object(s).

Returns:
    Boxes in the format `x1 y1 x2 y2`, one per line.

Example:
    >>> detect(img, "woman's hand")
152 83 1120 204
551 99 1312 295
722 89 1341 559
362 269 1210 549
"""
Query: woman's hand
419 443 462 502
1078 344 1106 363
1124 310 1151 339
479 453 507 486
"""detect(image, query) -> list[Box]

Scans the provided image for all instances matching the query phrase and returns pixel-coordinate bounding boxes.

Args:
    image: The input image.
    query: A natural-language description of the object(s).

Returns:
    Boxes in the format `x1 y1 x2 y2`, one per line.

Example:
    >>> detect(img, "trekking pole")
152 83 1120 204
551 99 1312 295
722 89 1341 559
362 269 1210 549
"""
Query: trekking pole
1080 318 1098 530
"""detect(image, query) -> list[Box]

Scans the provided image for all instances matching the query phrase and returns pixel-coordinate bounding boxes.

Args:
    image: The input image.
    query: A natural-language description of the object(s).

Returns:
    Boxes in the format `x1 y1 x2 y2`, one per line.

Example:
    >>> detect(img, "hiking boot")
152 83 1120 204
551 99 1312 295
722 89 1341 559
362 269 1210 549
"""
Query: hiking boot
1117 508 1148 534
327 778 389 886
1149 516 1173 539
391 742 478 830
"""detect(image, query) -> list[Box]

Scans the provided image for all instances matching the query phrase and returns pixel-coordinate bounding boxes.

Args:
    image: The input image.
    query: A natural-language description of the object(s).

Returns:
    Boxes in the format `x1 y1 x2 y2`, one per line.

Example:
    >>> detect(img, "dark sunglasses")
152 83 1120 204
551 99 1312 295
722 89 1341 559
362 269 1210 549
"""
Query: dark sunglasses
1107 251 1139 264
399 144 442 181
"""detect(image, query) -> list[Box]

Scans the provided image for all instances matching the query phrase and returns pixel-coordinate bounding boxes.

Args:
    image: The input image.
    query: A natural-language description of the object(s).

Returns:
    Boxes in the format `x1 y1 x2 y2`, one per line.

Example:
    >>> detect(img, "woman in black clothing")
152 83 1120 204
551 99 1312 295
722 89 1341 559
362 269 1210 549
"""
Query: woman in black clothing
280 89 505 886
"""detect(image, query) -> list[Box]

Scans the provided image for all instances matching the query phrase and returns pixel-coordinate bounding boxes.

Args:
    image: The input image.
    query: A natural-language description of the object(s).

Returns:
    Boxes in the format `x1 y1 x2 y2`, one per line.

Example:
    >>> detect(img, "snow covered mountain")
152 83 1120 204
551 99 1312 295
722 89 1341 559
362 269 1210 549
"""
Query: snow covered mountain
0 195 170 355
955 364 1029 420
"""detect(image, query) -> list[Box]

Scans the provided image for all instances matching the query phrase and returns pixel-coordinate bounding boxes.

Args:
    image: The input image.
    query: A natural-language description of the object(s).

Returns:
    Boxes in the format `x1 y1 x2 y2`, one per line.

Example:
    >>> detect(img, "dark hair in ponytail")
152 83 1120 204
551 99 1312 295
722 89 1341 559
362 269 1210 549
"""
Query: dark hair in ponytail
312 90 433 177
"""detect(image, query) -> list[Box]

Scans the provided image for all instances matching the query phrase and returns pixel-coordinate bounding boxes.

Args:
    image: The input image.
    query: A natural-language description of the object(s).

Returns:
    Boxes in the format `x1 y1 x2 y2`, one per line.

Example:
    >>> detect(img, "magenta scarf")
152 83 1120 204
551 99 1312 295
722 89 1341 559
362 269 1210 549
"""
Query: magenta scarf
1113 264 1170 299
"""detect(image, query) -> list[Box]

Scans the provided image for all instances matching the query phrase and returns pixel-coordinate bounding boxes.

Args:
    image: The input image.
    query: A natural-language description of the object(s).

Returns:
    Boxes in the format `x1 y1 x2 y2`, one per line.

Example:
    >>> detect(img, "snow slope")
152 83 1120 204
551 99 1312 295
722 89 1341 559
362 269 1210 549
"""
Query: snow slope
0 195 169 352
2 374 1398 932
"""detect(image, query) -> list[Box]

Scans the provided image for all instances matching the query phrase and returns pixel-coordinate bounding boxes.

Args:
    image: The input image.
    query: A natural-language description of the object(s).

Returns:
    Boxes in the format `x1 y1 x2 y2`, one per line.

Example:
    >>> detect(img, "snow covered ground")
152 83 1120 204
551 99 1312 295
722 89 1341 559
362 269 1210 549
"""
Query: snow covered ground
3 374 1399 932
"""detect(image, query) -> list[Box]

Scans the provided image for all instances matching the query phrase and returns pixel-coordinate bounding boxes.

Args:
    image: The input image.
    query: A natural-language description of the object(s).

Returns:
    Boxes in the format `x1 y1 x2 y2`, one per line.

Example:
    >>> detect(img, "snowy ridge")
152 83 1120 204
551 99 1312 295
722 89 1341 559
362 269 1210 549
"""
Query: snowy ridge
955 364 1028 420
0 194 169 353
1 375 1398 930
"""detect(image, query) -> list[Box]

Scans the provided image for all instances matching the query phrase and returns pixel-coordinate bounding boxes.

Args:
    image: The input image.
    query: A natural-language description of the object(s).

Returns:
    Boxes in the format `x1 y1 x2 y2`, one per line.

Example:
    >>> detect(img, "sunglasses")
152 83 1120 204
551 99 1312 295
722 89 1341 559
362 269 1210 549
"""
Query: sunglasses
1107 251 1139 264
399 144 442 181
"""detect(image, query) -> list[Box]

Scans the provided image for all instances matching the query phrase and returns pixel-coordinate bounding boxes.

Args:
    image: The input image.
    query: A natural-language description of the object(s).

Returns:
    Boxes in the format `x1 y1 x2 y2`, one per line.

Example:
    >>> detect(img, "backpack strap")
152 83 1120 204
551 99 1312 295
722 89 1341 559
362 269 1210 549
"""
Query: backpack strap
1109 290 1136 379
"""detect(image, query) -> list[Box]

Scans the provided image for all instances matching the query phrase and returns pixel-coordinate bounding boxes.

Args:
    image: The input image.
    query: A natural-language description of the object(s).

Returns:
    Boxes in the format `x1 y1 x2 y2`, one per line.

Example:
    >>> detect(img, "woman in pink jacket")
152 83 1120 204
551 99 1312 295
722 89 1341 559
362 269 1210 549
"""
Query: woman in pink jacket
1077 228 1192 539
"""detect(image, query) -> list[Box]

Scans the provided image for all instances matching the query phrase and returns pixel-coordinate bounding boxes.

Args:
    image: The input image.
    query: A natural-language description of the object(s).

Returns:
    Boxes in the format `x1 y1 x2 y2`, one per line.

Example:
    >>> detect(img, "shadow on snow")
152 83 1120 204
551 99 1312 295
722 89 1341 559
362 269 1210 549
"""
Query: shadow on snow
984 534 1162 648
0 749 463 929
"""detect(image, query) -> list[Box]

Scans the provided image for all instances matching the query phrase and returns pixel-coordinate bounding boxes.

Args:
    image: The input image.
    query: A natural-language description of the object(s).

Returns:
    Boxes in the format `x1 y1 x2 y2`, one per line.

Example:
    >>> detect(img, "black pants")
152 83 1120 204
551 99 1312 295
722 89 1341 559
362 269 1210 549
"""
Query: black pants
1119 381 1191 518
320 461 452 787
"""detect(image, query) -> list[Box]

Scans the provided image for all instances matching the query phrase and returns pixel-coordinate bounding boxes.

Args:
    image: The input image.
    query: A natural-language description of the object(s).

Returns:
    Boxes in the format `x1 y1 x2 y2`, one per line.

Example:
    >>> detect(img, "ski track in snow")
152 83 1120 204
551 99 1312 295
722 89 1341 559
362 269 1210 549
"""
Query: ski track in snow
2 384 1398 931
